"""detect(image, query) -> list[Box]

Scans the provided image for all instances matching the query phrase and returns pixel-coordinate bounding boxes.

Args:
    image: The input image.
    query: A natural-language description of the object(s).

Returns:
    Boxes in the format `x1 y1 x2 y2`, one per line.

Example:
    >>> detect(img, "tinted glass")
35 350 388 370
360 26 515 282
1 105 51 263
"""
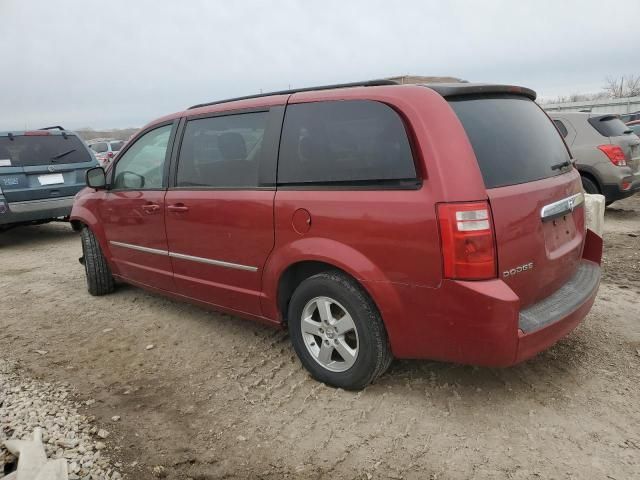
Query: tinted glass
588 116 632 137
90 142 108 153
278 100 416 185
631 124 640 136
109 141 124 151
449 95 571 188
553 120 568 138
113 125 172 190
176 112 268 188
0 135 91 167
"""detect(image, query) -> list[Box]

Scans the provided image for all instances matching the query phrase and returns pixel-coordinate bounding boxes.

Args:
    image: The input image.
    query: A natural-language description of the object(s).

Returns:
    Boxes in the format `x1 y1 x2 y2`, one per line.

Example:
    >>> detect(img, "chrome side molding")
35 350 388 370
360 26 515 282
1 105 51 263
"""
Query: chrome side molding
540 192 584 222
109 241 168 256
168 251 258 272
109 241 257 272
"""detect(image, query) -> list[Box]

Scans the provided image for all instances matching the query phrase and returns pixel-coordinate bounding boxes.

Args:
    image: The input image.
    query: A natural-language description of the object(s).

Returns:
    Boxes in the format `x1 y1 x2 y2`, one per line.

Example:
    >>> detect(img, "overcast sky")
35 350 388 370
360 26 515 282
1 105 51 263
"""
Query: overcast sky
1 0 638 131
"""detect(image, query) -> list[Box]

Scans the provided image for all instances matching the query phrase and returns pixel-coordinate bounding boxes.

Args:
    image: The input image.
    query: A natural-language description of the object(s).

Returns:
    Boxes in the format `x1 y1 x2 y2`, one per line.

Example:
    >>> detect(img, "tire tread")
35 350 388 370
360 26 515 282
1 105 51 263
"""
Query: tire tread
81 227 114 296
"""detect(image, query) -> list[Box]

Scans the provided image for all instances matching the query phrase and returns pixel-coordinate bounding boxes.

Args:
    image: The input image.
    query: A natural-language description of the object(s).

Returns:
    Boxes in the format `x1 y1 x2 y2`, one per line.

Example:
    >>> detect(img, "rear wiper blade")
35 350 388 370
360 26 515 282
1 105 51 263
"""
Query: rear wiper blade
551 160 571 171
51 149 76 161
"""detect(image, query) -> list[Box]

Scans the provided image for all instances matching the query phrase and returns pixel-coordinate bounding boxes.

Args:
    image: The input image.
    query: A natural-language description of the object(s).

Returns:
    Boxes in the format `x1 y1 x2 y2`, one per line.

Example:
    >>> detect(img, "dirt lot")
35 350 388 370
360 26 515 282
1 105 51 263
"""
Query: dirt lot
1 196 639 479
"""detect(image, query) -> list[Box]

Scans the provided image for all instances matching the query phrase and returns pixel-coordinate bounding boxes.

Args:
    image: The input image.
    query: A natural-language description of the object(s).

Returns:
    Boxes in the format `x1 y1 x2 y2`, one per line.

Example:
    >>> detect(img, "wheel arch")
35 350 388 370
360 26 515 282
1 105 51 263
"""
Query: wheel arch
261 238 405 344
70 207 113 263
577 167 602 194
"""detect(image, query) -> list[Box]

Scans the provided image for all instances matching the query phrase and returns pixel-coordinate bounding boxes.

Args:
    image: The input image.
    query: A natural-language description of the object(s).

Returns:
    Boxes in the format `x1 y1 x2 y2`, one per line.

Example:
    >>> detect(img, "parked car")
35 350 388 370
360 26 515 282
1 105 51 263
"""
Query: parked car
627 120 640 136
549 112 640 204
0 126 97 231
87 139 125 167
71 81 602 390
619 111 640 124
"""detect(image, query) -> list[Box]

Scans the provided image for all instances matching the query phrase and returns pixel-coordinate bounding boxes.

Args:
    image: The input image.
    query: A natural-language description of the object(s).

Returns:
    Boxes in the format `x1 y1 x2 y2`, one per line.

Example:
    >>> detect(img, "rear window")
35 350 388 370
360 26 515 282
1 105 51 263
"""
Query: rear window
588 115 631 137
89 142 108 153
278 100 417 186
109 141 124 151
0 135 91 167
448 95 571 189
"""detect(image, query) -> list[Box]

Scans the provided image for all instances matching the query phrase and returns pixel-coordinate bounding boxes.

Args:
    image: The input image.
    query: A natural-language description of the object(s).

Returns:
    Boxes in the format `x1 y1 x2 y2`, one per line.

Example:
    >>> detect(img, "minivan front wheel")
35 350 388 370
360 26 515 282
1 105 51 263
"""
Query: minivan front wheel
288 271 392 390
80 226 115 296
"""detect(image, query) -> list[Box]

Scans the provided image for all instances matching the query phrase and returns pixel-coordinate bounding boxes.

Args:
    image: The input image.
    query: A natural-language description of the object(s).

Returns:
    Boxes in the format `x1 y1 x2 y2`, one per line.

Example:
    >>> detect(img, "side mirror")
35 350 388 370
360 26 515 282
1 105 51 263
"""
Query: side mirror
86 167 107 189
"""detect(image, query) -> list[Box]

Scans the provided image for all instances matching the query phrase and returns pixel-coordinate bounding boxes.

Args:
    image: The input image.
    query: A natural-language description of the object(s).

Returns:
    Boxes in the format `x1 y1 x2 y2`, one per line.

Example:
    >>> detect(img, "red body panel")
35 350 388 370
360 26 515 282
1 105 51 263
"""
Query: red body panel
487 170 585 307
99 190 174 291
164 190 275 316
71 83 602 367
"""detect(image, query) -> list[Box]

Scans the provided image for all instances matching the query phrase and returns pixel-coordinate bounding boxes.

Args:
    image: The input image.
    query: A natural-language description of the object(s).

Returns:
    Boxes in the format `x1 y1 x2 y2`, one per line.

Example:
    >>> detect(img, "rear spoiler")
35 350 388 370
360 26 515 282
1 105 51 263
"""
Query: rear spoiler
422 83 537 101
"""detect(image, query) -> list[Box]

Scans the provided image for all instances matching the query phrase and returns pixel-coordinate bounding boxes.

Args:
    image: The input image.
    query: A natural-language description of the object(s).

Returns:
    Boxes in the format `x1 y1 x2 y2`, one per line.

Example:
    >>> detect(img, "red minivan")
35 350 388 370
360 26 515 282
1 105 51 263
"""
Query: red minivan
72 80 602 390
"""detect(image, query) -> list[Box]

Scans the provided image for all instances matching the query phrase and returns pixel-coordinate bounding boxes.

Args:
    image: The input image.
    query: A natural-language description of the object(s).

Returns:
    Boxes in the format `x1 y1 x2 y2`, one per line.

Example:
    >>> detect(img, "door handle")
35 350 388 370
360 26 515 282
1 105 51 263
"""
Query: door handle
141 203 160 214
167 203 189 213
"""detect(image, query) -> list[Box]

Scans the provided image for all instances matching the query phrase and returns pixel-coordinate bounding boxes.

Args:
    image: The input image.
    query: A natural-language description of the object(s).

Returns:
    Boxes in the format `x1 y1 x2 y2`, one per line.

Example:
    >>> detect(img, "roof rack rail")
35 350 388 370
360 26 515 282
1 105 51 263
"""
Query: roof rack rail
39 126 66 131
188 79 398 110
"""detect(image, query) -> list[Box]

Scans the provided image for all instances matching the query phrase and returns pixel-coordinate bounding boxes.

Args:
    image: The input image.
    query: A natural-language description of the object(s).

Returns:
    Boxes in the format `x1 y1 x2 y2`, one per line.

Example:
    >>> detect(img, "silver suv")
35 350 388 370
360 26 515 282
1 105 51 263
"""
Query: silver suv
549 112 640 204
87 139 125 167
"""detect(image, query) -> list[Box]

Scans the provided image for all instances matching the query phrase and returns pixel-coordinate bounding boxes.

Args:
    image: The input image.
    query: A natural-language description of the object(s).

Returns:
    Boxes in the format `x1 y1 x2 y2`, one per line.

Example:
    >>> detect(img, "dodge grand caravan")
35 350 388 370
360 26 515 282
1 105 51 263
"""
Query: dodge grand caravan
71 80 602 390
0 127 97 230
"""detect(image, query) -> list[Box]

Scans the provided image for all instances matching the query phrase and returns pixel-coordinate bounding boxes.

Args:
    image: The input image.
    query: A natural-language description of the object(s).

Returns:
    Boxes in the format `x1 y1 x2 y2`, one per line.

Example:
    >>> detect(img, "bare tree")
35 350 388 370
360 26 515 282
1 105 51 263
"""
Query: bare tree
603 75 640 98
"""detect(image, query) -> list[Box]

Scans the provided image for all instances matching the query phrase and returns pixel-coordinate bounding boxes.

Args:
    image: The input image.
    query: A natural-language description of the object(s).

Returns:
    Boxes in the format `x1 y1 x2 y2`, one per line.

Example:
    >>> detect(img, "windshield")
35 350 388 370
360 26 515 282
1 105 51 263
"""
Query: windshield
0 135 91 166
448 95 572 188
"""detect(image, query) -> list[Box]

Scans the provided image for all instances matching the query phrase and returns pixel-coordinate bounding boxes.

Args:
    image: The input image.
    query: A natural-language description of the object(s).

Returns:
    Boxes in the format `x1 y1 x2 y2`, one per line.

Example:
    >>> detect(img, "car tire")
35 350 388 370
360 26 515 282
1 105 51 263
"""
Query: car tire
581 176 600 195
80 226 115 296
288 271 392 390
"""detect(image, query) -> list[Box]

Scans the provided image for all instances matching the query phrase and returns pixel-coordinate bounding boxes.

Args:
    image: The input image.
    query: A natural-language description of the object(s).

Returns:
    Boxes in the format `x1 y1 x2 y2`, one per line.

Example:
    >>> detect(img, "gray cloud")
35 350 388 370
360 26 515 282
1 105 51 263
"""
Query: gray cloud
1 0 638 130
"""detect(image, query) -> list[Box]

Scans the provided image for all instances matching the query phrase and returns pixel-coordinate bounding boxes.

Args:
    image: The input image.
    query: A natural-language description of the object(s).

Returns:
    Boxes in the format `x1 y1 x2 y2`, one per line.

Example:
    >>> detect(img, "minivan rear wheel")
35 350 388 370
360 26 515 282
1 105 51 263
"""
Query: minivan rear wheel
288 271 392 390
80 226 115 296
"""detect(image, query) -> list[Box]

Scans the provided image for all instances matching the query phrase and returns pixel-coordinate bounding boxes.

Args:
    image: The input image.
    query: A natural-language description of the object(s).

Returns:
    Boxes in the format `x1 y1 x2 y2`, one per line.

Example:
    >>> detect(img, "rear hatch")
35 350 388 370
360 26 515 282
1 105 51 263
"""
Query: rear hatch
0 132 95 203
588 115 640 174
448 94 585 308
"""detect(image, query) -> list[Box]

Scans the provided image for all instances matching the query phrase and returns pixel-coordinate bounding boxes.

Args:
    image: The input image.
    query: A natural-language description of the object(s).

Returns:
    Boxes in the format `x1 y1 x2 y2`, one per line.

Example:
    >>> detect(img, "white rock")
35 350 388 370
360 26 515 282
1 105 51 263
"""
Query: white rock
97 429 110 439
111 416 120 422
145 344 155 350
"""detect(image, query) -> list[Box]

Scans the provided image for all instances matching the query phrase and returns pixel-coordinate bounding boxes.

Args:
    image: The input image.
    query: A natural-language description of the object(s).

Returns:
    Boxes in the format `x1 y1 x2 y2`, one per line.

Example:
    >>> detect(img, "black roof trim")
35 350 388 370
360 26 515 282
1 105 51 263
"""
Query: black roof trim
422 83 537 101
39 125 66 131
187 79 399 110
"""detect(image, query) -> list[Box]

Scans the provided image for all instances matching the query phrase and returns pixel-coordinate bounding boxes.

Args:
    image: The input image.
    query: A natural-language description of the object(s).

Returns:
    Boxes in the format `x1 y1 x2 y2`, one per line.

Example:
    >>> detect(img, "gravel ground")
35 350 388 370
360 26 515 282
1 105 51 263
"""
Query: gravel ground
0 359 121 479
0 195 639 479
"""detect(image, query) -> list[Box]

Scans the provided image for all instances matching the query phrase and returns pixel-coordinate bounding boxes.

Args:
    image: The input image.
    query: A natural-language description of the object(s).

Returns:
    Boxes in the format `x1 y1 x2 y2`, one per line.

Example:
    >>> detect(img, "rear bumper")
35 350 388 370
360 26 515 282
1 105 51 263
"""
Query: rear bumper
0 195 75 225
601 173 640 202
515 260 600 363
385 257 601 366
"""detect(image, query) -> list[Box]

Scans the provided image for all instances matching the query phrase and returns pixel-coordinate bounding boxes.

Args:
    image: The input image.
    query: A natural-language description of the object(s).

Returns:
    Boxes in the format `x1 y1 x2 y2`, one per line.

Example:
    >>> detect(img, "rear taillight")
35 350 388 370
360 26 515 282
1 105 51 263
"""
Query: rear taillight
437 201 497 280
107 151 114 158
621 180 632 191
598 145 627 166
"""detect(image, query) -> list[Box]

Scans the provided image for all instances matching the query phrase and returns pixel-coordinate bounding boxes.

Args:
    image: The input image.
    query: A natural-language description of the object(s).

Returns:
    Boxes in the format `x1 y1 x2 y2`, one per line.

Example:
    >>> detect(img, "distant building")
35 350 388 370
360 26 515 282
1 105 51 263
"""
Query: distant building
386 75 466 84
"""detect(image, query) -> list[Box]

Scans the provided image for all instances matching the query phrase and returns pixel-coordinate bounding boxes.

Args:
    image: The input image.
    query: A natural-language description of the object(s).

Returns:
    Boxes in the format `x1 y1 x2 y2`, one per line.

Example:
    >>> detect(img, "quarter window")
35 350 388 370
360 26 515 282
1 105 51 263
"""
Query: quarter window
553 120 569 138
176 112 268 188
112 124 172 190
278 100 417 185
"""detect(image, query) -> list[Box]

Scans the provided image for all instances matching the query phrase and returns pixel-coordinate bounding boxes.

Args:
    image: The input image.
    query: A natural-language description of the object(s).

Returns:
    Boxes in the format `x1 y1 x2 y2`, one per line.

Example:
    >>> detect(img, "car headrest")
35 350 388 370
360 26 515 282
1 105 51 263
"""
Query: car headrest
218 132 247 161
